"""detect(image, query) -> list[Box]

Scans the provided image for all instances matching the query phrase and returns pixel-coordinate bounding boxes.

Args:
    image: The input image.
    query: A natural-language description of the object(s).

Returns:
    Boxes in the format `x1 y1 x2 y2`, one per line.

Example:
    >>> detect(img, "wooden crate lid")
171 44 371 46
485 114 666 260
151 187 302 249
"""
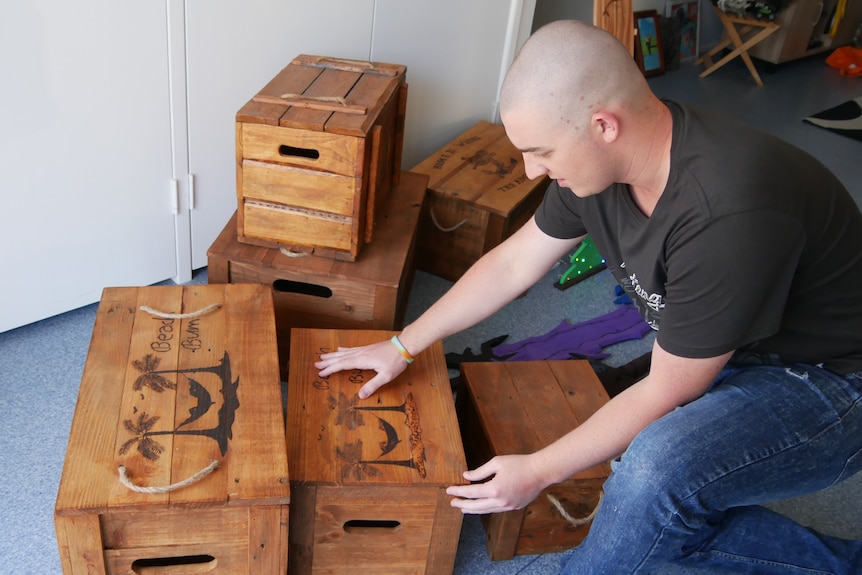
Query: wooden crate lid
460 360 611 481
411 121 550 216
55 284 289 516
287 328 467 487
237 54 406 137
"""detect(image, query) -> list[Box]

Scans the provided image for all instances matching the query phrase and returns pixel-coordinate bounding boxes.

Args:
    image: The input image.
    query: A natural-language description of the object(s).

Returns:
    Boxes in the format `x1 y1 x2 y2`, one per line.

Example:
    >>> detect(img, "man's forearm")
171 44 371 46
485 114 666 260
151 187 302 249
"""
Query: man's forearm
398 221 576 356
529 345 733 486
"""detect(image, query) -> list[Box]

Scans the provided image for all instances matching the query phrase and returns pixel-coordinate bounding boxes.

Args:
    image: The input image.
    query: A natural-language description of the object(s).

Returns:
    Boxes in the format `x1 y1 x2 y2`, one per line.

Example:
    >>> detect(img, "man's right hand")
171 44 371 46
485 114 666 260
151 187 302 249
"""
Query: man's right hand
314 339 409 399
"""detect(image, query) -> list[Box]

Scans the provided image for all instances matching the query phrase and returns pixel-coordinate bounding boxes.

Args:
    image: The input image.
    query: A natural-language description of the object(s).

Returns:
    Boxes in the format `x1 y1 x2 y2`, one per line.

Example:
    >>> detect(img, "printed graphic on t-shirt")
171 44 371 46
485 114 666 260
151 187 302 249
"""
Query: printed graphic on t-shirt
618 263 663 331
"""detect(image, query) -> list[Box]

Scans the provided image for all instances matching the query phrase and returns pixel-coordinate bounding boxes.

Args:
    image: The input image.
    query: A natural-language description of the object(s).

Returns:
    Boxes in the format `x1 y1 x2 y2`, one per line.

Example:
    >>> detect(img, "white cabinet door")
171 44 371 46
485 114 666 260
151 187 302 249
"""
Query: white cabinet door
183 0 375 270
0 1 177 332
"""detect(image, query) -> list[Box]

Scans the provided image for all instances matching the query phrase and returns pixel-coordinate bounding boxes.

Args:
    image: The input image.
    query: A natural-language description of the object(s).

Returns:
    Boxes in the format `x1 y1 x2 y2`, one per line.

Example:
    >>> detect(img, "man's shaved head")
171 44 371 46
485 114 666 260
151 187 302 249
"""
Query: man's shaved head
500 20 649 134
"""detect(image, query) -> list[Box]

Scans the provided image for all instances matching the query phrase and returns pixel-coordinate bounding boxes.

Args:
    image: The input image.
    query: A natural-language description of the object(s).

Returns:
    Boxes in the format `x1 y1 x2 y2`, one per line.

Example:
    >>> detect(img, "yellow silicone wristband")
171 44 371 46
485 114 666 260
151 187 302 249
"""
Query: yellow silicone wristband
390 335 414 364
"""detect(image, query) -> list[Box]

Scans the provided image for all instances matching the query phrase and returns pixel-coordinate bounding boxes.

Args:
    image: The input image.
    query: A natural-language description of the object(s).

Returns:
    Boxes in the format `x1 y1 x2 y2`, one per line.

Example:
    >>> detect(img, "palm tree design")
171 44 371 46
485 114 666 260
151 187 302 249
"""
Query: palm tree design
328 391 364 430
118 412 165 461
464 150 517 177
118 351 239 460
330 392 427 479
132 354 176 392
336 440 383 481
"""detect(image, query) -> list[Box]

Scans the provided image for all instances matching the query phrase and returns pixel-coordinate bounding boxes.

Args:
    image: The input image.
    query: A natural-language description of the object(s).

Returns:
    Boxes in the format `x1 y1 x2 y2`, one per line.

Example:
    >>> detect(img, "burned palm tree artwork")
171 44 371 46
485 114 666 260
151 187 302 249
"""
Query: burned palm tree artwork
119 412 165 461
132 354 177 392
330 391 427 480
464 149 517 177
120 351 239 460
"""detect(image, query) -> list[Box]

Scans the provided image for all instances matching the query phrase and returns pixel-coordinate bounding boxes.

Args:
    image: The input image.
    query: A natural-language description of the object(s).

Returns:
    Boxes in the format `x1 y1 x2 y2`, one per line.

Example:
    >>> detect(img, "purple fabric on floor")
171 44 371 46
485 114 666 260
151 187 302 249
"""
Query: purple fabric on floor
491 305 651 361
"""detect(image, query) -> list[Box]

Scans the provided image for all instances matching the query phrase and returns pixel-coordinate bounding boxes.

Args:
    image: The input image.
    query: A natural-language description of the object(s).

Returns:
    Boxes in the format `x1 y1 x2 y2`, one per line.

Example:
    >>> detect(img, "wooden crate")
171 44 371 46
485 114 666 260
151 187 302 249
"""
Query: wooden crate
287 328 467 575
410 121 549 281
457 360 611 560
54 284 289 575
236 54 408 261
208 171 428 380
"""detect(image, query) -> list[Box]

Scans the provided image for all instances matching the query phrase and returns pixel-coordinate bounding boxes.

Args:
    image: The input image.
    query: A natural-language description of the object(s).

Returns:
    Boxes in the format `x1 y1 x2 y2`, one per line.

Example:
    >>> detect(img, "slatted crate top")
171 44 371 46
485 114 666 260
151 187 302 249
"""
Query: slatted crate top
458 360 611 560
286 328 466 575
54 284 288 575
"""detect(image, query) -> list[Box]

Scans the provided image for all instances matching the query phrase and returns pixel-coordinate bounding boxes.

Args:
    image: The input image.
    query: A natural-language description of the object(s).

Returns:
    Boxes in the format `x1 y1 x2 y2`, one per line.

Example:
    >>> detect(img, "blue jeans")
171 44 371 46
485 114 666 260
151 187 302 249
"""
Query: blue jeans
559 364 862 574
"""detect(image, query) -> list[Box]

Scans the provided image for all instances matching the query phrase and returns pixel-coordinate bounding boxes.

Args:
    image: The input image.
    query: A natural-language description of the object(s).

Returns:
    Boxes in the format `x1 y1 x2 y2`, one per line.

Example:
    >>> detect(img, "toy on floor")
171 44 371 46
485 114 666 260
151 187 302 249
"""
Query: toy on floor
555 235 607 290
490 305 651 362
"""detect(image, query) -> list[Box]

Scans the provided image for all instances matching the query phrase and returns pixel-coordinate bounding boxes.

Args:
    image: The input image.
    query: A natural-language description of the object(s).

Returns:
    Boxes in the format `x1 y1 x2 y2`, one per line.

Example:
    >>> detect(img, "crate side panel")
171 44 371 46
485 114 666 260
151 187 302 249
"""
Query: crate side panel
310 485 439 574
241 123 360 176
241 160 356 215
242 202 354 253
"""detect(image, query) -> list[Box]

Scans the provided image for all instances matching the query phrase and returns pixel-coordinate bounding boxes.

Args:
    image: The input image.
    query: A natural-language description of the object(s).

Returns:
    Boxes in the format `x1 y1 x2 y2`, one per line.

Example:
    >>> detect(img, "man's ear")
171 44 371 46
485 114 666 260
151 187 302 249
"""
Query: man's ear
591 111 620 144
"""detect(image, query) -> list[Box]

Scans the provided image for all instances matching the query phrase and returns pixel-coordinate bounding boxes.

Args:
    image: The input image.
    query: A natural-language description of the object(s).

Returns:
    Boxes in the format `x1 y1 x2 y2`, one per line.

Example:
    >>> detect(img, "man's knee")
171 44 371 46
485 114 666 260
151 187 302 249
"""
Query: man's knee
605 412 702 511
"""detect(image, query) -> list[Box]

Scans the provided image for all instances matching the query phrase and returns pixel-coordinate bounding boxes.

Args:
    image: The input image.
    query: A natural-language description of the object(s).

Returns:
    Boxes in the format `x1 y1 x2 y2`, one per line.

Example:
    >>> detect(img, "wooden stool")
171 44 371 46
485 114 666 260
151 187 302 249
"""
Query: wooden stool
695 5 781 86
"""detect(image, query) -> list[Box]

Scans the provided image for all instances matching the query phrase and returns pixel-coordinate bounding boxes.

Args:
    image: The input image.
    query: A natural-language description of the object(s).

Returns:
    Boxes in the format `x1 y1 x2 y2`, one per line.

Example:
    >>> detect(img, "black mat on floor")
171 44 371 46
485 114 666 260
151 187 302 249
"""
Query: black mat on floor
803 96 862 143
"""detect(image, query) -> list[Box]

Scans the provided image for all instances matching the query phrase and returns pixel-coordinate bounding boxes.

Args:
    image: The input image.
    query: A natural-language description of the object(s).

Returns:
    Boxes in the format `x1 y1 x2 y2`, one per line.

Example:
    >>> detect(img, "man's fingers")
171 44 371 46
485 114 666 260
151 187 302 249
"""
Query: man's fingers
463 463 496 483
314 347 365 376
445 482 512 514
357 375 386 400
450 497 511 515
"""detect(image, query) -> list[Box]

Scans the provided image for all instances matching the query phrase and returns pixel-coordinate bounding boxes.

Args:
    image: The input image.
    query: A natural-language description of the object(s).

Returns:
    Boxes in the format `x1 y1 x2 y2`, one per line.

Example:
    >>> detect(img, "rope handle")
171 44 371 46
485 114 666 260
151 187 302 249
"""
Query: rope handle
139 303 221 320
429 207 470 233
118 460 220 494
547 491 603 527
280 247 310 258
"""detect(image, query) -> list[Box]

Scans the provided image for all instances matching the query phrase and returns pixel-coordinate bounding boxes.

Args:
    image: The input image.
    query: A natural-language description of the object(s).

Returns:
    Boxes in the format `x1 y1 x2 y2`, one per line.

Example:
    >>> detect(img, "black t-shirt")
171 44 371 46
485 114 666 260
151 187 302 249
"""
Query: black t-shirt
535 100 862 374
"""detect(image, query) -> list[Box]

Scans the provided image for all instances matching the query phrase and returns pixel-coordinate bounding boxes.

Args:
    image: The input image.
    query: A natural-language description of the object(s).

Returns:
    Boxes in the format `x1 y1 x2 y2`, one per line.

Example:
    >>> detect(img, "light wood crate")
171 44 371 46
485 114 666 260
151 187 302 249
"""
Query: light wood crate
54 284 289 575
287 328 467 575
208 171 427 380
236 54 408 261
410 121 549 281
457 360 610 560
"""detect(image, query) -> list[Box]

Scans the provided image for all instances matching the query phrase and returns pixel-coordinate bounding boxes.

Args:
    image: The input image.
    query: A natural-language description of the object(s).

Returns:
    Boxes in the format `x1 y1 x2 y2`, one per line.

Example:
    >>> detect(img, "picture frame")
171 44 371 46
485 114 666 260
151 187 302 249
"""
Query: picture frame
634 10 666 77
665 0 700 61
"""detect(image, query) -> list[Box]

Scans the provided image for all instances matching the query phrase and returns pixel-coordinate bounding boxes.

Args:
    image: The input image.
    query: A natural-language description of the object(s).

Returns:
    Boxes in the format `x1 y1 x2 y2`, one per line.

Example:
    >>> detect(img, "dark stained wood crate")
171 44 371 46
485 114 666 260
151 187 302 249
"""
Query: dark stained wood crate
287 328 467 574
54 284 289 575
236 54 408 261
208 171 427 380
410 121 549 280
457 360 610 560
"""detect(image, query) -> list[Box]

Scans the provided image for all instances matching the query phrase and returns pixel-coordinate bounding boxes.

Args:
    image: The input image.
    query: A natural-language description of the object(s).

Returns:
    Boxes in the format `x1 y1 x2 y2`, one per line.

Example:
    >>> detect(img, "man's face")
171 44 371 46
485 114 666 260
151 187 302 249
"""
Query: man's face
502 106 615 198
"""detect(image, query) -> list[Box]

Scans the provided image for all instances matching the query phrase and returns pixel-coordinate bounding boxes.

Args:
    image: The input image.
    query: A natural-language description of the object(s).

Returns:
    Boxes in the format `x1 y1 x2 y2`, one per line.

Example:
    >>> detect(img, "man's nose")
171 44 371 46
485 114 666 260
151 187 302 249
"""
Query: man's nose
522 154 547 180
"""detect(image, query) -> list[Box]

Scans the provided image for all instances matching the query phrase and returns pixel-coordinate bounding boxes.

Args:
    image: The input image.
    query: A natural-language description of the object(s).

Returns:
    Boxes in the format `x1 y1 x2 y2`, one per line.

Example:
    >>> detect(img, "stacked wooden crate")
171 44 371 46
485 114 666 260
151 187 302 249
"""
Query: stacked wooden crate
235 54 408 262
411 121 550 281
210 54 420 378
